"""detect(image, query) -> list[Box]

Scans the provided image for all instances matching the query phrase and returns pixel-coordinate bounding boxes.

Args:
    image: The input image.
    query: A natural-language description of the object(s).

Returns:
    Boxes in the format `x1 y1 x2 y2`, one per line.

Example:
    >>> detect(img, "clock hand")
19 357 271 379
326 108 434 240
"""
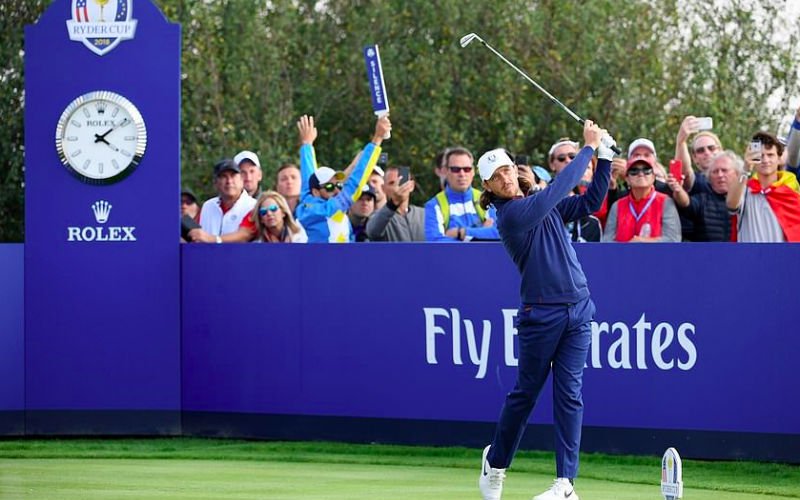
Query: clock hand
94 118 131 143
94 132 111 145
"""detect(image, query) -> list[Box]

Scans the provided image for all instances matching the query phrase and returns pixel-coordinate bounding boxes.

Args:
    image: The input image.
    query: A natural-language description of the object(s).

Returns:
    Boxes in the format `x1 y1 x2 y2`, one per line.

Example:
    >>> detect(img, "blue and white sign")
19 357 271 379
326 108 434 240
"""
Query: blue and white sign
363 44 390 115
661 447 683 499
66 0 137 56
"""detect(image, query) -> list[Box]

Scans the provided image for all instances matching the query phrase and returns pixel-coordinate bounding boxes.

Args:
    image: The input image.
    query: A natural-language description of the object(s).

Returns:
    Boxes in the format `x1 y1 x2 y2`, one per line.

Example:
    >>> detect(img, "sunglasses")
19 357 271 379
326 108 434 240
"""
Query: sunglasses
448 166 473 173
322 182 343 192
555 153 576 163
258 204 280 216
694 145 717 154
627 166 654 177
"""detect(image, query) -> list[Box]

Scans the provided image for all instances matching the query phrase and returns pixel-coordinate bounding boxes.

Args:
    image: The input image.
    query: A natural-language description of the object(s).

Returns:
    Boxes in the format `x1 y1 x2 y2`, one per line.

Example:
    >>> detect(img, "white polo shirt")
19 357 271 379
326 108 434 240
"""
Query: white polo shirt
199 191 256 236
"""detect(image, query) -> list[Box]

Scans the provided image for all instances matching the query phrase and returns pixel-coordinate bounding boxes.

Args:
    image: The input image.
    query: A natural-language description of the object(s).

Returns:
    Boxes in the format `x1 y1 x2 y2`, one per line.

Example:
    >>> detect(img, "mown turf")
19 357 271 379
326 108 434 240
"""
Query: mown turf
0 438 797 499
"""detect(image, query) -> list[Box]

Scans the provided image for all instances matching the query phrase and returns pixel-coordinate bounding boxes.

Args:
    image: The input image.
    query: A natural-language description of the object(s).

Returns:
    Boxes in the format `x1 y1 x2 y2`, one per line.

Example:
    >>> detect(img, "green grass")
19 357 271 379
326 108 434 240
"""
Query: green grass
0 438 797 499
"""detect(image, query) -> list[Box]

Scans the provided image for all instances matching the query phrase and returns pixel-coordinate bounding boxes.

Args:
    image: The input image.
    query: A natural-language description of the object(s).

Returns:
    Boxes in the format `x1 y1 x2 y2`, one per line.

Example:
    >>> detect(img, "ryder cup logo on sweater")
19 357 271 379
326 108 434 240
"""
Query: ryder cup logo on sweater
66 0 137 56
67 199 137 242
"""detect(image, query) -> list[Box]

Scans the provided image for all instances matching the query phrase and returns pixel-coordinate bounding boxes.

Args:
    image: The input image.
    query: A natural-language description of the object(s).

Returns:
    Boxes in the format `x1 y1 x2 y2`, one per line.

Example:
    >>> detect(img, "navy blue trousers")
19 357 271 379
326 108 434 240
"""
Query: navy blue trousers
487 296 594 478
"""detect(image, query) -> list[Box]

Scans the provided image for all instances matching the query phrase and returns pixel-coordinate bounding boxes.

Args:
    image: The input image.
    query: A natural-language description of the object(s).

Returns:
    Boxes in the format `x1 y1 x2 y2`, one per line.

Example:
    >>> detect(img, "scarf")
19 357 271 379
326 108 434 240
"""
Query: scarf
746 171 800 242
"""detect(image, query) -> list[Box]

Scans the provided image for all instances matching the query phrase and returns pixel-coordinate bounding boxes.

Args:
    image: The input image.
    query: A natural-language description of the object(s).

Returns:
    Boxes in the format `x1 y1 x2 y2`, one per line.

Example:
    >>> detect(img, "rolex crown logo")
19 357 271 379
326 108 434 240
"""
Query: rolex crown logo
92 200 112 224
96 102 107 115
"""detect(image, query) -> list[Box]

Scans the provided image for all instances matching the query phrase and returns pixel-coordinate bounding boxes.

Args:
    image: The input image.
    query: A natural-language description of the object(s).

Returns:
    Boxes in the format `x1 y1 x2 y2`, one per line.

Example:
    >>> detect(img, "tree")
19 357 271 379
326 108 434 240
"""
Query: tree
2 0 798 240
0 0 48 242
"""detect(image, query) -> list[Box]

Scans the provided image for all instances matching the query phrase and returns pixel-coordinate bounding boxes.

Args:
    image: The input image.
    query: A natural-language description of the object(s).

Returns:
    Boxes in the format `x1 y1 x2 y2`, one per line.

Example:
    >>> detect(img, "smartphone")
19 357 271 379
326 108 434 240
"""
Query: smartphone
514 154 529 166
669 159 683 182
378 152 388 167
750 140 762 161
398 166 410 185
696 116 713 131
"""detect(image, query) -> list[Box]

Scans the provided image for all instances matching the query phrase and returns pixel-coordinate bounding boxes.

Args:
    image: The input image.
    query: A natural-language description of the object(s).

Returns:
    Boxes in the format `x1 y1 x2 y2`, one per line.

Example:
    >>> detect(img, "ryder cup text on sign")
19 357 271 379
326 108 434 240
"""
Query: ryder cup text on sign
424 308 697 379
67 23 134 36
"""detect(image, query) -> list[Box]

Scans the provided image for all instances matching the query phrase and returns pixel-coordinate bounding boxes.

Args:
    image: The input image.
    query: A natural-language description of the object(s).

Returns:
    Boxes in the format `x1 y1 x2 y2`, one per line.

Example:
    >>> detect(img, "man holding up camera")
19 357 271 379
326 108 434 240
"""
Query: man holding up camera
366 165 425 241
727 131 800 242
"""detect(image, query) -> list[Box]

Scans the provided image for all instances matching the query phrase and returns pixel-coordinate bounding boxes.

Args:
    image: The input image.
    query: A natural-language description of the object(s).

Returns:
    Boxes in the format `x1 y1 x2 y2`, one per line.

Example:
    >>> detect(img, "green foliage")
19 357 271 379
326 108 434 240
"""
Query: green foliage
2 0 799 239
0 0 49 242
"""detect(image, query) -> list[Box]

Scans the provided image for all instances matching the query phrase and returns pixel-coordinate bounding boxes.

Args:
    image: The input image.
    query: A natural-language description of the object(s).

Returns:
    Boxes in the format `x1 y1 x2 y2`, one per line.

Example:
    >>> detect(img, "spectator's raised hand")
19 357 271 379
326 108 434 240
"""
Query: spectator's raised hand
744 144 760 173
677 116 699 144
666 173 683 193
297 115 317 145
372 115 392 145
610 157 627 189
390 179 414 206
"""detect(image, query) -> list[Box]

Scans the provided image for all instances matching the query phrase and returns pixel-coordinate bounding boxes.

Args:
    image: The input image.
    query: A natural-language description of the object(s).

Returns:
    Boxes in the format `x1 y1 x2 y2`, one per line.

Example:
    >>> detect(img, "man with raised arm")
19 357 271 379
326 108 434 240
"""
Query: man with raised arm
295 115 391 243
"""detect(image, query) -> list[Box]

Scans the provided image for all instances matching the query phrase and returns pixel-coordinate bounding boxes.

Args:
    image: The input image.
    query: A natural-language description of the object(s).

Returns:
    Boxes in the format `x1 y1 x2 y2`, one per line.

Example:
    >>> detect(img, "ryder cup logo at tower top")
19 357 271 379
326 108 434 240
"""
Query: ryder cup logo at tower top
67 200 137 242
66 0 137 56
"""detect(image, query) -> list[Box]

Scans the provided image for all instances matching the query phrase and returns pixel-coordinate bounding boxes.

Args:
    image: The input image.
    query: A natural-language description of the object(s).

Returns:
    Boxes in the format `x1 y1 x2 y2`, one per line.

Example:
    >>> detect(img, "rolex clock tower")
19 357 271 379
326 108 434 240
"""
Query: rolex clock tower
24 0 181 434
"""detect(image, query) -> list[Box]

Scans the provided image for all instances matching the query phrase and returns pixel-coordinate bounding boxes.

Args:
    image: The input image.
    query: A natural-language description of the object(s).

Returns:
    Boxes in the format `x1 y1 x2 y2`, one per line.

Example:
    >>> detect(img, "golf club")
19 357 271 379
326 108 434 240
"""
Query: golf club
459 32 621 154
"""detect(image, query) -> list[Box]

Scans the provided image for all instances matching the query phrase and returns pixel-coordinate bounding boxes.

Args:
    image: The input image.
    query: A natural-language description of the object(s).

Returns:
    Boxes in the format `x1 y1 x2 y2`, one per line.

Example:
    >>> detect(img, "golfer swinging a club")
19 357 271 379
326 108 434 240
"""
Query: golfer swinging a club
477 120 616 500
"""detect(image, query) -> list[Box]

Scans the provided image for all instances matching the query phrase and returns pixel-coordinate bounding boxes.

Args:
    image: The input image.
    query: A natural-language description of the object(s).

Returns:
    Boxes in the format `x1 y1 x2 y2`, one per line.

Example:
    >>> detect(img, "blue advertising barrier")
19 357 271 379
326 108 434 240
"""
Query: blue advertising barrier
1 242 798 460
181 243 800 461
0 245 24 435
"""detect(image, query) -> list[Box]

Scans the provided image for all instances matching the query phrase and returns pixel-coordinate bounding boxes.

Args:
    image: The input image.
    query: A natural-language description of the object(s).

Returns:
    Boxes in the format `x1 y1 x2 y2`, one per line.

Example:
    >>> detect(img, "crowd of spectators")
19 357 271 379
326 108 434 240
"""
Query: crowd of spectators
182 104 800 244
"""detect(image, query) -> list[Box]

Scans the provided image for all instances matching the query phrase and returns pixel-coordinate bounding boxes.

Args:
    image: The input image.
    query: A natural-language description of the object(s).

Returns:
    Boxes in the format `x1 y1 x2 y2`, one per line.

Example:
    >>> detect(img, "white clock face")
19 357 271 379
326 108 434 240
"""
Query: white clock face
55 91 147 185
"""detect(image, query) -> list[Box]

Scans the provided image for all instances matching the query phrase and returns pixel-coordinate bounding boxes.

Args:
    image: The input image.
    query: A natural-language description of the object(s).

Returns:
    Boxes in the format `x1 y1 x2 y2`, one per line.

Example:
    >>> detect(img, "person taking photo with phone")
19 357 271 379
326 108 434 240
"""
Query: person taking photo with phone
476 120 615 500
727 131 800 242
366 165 425 241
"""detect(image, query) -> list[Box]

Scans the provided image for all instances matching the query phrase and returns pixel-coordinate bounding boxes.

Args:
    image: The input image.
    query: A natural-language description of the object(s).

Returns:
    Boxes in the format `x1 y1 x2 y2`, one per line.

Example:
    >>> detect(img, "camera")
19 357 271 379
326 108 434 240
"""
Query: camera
514 154 529 166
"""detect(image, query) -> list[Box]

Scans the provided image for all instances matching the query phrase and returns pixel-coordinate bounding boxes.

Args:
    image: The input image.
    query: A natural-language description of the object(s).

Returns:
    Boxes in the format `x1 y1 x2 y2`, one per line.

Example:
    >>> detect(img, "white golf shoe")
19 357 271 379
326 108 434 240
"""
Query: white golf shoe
533 478 579 500
478 445 506 500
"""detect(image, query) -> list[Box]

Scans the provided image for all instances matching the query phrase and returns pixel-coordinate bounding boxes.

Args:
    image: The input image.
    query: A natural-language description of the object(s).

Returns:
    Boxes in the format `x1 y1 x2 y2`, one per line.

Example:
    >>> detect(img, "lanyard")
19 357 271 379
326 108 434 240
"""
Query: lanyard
628 190 657 223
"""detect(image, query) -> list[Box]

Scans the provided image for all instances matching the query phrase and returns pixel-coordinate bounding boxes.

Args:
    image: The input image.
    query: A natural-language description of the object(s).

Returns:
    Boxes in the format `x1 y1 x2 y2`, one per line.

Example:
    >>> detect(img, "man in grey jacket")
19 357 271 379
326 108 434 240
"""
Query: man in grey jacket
366 165 425 241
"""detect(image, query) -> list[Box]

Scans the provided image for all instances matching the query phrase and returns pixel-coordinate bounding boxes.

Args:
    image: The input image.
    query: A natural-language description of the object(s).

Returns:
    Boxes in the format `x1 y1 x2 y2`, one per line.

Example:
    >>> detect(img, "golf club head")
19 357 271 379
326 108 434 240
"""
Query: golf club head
459 33 481 48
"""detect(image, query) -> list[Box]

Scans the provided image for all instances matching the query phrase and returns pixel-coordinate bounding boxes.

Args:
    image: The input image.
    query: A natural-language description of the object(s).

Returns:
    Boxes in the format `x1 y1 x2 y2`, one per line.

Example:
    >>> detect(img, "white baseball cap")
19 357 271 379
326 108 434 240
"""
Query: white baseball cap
234 150 261 169
478 148 515 181
310 166 346 189
627 138 657 158
548 139 579 158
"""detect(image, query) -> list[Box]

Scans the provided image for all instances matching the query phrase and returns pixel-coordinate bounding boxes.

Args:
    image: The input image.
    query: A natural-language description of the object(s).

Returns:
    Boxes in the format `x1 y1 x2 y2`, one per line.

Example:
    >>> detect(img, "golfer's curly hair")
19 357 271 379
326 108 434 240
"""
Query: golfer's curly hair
479 176 532 210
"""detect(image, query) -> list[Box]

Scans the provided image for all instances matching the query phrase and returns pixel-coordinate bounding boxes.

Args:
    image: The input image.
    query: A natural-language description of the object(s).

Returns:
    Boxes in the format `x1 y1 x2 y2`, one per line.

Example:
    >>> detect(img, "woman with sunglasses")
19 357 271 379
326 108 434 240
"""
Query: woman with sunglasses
476 121 615 500
251 191 307 243
601 156 681 242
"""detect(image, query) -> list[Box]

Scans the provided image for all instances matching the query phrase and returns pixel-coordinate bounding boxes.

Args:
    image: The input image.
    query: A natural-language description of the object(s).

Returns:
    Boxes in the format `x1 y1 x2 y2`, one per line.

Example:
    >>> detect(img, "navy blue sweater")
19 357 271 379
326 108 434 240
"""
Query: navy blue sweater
492 146 611 304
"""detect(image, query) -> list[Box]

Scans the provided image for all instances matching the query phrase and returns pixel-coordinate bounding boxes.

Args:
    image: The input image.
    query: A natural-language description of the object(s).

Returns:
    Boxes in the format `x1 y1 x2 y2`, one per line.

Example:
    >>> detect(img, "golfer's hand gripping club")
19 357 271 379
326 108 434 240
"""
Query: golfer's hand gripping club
460 32 621 155
598 134 618 161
